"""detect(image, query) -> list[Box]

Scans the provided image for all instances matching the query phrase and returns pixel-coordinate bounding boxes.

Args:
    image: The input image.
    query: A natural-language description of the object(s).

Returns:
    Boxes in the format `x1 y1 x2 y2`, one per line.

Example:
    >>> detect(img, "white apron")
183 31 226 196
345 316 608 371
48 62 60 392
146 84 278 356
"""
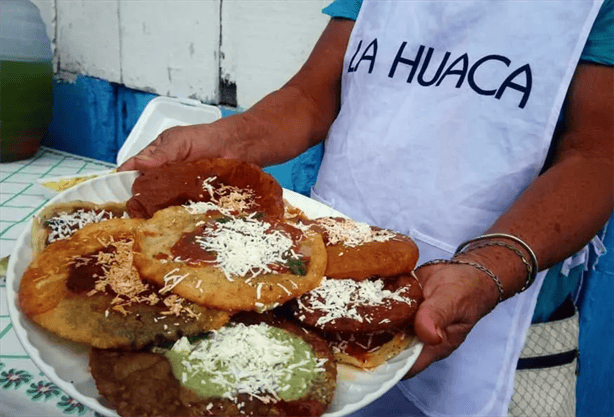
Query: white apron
311 1 603 415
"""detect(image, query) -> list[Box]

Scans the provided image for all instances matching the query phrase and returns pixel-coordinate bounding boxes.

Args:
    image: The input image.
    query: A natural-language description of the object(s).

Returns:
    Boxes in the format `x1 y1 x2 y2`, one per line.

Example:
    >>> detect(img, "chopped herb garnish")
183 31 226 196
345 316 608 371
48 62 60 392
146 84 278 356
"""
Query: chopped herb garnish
284 255 307 276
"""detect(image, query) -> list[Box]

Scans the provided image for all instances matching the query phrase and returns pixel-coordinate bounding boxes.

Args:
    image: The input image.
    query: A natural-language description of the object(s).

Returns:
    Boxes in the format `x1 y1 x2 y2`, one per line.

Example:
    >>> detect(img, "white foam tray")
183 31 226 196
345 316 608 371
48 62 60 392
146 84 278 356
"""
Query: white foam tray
116 96 222 166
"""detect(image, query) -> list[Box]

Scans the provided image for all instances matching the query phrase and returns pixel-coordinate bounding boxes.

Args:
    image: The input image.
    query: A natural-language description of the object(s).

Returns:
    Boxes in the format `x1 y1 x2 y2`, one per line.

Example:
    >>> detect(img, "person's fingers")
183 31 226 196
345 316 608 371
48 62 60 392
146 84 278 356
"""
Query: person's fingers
405 321 471 378
403 267 475 378
132 153 167 170
412 278 462 346
119 134 193 171
117 124 195 171
116 135 164 171
116 158 136 172
117 154 160 171
403 297 453 378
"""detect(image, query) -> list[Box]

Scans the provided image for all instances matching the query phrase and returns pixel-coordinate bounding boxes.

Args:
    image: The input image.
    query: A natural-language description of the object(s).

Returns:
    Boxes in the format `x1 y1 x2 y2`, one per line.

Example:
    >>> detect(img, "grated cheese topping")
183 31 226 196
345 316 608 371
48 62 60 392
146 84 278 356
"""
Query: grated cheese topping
314 217 396 247
194 214 297 279
77 238 152 313
183 176 256 217
167 323 326 401
73 238 195 318
162 294 198 318
46 209 127 243
297 277 416 327
159 268 190 295
182 201 220 215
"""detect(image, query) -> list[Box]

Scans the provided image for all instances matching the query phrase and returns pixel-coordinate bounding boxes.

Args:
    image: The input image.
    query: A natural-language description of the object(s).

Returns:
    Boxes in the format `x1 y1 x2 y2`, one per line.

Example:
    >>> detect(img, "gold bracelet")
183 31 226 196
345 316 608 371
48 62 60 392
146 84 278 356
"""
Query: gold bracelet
418 258 504 302
454 233 538 292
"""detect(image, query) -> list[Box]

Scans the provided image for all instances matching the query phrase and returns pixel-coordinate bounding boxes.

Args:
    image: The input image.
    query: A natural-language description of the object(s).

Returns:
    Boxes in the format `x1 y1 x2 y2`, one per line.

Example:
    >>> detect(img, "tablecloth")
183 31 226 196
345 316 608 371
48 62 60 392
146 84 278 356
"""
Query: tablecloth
0 147 115 417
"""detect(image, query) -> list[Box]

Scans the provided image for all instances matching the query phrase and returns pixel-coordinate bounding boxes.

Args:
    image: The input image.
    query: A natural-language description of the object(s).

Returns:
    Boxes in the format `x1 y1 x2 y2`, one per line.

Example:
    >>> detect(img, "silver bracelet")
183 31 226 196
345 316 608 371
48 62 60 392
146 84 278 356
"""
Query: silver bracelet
455 233 538 292
418 258 504 302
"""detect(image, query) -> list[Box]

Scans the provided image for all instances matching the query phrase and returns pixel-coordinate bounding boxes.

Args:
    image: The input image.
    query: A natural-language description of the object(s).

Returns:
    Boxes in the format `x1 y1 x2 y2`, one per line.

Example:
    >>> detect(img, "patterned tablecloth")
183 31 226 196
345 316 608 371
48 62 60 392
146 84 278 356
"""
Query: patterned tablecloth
0 147 115 417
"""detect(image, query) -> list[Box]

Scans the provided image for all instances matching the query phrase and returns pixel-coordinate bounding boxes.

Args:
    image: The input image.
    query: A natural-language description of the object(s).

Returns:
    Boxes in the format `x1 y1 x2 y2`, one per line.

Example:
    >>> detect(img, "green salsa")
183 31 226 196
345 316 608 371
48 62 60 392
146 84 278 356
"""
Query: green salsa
163 323 321 401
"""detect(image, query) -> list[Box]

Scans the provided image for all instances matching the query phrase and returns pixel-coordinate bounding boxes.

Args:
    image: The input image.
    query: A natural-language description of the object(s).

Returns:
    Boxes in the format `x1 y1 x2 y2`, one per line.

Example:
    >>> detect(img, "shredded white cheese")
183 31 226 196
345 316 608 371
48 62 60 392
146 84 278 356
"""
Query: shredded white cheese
159 268 190 295
46 209 126 243
194 214 296 279
73 238 196 318
182 176 256 217
80 239 151 311
315 217 396 247
298 277 416 327
170 323 325 399
182 201 221 215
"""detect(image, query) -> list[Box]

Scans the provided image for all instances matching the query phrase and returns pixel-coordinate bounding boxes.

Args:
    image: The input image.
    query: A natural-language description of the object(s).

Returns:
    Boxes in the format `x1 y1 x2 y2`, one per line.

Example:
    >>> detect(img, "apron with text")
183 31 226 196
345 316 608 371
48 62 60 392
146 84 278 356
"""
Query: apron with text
312 1 603 415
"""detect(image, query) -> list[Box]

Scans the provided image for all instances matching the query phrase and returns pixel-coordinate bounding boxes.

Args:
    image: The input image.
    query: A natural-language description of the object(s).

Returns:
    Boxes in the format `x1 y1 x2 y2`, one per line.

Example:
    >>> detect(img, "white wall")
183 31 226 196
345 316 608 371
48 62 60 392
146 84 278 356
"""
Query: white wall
31 0 330 109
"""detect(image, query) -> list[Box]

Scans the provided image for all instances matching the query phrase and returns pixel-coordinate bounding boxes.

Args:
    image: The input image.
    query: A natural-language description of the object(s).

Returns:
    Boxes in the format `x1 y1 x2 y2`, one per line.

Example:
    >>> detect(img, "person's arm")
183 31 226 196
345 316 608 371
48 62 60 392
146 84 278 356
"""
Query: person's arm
118 18 354 171
407 62 613 377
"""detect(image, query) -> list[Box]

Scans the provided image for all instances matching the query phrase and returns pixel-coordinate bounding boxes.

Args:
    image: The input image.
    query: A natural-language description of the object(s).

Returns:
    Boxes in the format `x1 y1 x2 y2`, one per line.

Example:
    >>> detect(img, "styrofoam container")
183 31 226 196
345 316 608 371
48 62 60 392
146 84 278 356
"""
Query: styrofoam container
116 96 222 166
36 96 222 196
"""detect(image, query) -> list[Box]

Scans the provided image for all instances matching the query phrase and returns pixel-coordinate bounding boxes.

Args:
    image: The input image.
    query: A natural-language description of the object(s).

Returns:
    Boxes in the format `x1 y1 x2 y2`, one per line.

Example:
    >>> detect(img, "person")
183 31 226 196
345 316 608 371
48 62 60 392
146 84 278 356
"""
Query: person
119 0 613 415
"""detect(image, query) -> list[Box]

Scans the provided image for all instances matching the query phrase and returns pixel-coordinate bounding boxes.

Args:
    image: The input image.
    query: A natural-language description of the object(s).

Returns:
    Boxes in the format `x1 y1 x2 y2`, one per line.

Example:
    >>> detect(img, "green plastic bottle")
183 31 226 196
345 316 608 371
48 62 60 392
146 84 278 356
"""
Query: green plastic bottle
0 1 53 162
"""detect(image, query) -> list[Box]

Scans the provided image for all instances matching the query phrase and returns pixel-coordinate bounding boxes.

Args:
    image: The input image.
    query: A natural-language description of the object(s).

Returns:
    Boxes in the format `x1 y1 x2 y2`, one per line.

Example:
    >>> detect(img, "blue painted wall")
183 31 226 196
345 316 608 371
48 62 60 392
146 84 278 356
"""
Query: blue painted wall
43 76 323 194
43 74 613 416
44 78 157 164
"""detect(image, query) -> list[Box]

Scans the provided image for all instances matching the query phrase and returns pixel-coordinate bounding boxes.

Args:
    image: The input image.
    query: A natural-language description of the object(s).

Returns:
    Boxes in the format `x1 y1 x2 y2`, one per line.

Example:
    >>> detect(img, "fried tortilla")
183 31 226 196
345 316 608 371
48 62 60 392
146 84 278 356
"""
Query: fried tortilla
19 218 230 349
127 158 285 219
323 330 415 369
309 217 419 280
31 200 128 256
89 314 337 416
291 274 423 333
134 206 327 312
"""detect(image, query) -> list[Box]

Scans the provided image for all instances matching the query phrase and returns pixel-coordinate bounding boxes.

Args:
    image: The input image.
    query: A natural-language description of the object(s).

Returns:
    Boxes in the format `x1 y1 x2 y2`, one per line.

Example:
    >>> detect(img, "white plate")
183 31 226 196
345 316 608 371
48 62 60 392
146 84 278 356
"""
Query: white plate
6 171 423 417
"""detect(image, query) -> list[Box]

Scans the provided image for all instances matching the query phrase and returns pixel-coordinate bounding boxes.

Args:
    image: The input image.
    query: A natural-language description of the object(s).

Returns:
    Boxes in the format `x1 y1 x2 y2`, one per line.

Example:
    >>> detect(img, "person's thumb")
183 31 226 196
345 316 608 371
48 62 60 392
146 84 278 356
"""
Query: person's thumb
117 155 160 172
116 157 136 172
132 153 171 170
413 295 454 346
132 154 156 167
404 295 460 378
405 302 449 378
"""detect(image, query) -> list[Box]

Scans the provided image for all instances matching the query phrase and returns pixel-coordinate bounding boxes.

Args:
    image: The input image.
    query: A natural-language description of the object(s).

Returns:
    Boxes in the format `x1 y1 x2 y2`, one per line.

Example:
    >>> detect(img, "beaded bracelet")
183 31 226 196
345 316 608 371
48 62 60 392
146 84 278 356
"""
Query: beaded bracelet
454 233 538 292
418 258 504 302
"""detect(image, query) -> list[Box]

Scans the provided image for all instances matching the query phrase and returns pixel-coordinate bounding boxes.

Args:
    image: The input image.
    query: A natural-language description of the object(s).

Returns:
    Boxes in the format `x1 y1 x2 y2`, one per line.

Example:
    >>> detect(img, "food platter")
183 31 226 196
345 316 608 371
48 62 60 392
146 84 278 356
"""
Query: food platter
6 171 423 417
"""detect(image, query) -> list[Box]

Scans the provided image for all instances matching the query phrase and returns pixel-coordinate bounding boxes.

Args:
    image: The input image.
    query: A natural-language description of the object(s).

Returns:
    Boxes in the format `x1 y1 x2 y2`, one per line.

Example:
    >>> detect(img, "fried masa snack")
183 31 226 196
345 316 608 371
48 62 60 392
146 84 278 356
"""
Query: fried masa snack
290 274 423 369
291 274 423 333
89 314 337 417
19 218 230 349
296 217 420 281
322 329 415 370
127 158 285 219
284 216 422 369
30 200 128 256
133 206 327 312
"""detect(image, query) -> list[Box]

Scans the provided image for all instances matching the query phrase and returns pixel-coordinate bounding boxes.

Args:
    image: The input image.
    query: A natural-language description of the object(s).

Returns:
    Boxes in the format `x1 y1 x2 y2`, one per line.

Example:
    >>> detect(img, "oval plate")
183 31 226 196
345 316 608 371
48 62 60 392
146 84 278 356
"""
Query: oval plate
6 171 423 417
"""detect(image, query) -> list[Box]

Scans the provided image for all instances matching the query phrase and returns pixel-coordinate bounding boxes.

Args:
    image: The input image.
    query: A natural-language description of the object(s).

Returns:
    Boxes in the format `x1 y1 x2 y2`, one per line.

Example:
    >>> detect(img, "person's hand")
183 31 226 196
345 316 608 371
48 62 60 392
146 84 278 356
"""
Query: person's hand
404 261 500 378
117 123 228 172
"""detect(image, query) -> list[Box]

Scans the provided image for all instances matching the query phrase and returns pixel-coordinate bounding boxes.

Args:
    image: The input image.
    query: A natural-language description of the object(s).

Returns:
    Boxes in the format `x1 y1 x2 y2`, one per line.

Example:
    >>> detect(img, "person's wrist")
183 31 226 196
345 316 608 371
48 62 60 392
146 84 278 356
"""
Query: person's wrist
455 233 538 291
417 260 501 316
454 244 528 300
